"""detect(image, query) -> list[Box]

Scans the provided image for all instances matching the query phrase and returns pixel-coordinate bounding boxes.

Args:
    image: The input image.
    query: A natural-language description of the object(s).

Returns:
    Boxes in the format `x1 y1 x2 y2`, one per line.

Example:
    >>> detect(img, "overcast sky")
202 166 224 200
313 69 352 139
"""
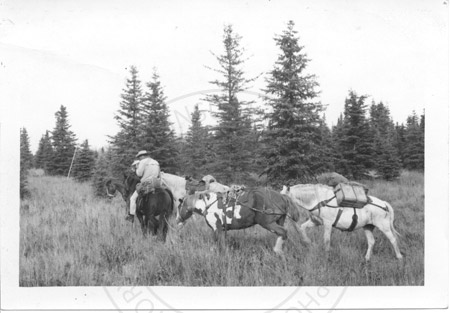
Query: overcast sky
0 0 448 153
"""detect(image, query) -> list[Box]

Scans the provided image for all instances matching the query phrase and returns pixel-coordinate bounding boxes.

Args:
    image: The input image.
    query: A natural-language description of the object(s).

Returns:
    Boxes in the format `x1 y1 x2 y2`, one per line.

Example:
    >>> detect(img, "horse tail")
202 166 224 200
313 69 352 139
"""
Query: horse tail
386 201 401 239
283 194 300 222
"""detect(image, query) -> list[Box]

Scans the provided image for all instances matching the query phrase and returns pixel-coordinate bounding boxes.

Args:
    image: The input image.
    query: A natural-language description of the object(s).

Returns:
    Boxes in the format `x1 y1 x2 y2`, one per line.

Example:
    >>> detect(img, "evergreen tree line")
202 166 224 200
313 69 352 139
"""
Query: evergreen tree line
21 105 97 196
22 21 425 198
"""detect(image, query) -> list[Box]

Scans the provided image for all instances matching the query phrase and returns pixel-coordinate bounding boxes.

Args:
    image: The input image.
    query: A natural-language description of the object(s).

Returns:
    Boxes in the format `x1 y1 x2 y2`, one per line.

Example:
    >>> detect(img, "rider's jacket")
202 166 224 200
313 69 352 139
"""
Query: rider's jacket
135 157 160 182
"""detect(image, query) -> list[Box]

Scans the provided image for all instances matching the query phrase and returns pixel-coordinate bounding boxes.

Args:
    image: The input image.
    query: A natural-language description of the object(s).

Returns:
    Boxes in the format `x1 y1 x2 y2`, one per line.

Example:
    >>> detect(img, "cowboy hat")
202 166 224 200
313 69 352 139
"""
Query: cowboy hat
135 150 150 158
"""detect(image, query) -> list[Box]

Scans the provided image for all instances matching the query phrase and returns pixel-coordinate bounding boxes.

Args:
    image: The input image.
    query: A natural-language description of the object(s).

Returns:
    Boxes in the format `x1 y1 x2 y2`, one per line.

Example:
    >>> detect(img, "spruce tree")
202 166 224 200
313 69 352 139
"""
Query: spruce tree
204 24 258 183
331 114 347 174
34 131 54 173
48 105 77 176
140 70 179 173
261 21 327 185
110 66 144 176
20 128 33 198
404 111 424 170
336 91 373 179
419 111 425 169
92 148 114 197
394 123 407 167
318 116 335 172
369 102 401 180
183 104 211 176
72 139 96 182
20 128 33 170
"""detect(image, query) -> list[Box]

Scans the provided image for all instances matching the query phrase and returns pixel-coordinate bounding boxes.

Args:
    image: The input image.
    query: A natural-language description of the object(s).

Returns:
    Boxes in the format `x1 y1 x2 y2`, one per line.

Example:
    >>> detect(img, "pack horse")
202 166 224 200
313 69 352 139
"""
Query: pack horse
177 187 300 254
281 184 403 261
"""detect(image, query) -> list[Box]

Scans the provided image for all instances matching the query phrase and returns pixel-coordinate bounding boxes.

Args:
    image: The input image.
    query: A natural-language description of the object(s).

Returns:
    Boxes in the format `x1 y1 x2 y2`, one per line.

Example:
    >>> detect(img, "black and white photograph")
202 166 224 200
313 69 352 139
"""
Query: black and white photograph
0 0 447 311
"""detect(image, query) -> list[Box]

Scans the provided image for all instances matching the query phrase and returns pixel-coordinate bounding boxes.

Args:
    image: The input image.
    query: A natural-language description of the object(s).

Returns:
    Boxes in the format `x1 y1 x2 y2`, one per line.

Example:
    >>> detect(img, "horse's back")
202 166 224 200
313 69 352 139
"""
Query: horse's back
367 195 388 208
140 187 174 215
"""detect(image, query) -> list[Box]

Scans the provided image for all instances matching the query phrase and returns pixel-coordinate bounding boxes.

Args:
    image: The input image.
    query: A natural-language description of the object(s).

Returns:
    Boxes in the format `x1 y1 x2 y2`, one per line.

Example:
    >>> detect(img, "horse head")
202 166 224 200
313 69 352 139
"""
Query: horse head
176 194 196 225
122 171 140 200
176 191 215 225
105 178 117 198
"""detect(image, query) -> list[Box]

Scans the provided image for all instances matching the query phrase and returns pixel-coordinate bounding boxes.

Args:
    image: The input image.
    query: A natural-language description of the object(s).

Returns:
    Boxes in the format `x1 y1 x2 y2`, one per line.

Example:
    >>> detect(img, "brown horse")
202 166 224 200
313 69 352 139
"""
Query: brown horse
176 187 300 254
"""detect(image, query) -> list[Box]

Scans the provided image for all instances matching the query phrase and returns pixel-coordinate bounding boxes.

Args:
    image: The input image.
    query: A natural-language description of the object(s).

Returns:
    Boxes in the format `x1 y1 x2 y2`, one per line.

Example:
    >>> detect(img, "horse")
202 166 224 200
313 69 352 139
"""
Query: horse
106 171 186 217
160 172 187 208
180 175 230 214
280 184 403 261
176 187 300 254
123 173 174 241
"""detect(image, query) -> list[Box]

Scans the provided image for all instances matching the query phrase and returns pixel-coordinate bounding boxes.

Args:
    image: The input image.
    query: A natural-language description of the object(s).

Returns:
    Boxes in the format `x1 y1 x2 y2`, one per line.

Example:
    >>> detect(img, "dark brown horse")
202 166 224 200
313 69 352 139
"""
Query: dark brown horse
177 187 300 254
106 173 174 241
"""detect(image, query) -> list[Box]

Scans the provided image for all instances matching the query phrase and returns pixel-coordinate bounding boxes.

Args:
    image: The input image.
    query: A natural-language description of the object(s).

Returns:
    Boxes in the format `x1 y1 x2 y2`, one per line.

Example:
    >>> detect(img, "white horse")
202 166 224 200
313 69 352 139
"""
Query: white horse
281 184 403 261
160 172 186 215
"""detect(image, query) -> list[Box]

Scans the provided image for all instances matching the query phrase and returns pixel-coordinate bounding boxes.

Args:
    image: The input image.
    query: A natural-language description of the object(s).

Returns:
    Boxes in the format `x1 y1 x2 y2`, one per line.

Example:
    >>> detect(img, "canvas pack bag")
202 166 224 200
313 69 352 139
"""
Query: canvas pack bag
333 183 369 208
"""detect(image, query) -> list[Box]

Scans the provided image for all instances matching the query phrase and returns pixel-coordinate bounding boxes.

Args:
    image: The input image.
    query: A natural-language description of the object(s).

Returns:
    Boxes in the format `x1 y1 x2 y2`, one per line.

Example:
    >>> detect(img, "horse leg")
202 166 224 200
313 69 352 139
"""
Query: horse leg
363 225 375 262
261 222 287 255
140 215 147 236
376 221 403 259
148 216 158 236
212 228 226 252
323 222 333 252
299 219 317 245
159 215 169 242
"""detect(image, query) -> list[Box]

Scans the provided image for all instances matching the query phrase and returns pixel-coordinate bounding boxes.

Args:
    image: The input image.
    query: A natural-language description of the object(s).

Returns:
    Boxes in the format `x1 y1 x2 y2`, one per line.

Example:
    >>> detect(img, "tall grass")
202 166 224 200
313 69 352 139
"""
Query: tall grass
20 171 424 286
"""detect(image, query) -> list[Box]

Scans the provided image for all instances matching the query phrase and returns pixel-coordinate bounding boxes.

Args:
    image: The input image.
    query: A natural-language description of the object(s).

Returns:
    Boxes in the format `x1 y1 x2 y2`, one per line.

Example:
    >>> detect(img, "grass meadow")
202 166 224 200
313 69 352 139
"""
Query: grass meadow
19 171 424 286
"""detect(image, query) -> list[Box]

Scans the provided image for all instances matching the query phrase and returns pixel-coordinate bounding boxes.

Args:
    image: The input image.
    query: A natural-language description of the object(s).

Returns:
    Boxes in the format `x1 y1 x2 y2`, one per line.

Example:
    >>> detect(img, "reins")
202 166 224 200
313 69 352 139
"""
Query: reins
202 198 218 216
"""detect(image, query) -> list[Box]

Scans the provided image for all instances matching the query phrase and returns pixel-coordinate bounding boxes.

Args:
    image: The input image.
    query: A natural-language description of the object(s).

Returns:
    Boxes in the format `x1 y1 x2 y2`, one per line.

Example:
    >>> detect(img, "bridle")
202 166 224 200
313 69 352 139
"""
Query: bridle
106 187 116 198
105 182 117 199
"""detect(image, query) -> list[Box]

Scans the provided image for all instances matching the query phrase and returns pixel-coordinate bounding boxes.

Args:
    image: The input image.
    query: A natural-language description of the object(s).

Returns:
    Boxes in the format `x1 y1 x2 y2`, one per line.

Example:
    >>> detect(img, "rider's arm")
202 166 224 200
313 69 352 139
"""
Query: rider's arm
131 160 140 172
136 160 146 178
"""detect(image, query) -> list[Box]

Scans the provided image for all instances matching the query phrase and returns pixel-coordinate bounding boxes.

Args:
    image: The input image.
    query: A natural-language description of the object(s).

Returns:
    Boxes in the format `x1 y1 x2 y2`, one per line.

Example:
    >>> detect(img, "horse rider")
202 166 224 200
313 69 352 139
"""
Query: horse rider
126 150 161 222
